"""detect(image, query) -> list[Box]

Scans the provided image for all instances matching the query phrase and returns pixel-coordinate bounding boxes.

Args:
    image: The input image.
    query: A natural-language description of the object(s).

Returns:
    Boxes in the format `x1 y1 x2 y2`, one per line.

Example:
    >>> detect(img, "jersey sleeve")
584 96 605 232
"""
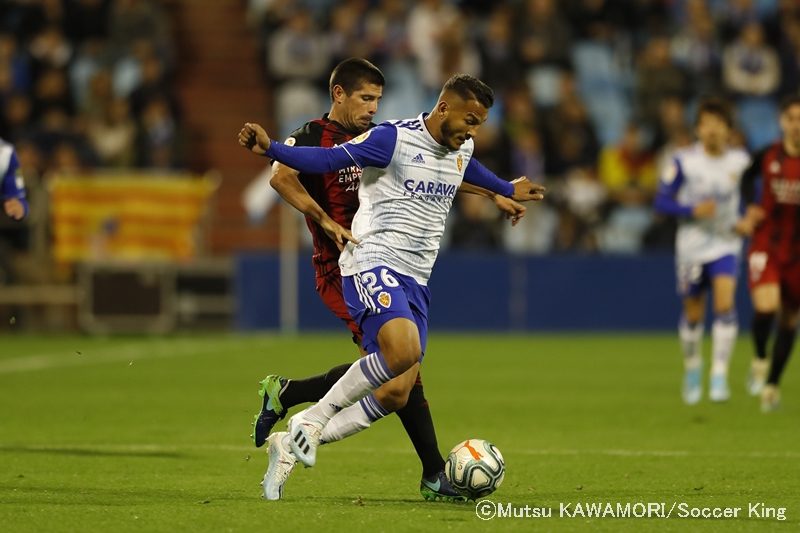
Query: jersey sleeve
339 123 396 169
1 147 28 218
463 157 514 197
265 123 395 173
653 157 693 217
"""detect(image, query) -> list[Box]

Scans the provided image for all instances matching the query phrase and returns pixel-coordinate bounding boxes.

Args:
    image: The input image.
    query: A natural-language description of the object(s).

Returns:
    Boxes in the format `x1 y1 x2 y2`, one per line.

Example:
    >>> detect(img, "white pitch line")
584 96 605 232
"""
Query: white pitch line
1 443 798 460
0 338 249 375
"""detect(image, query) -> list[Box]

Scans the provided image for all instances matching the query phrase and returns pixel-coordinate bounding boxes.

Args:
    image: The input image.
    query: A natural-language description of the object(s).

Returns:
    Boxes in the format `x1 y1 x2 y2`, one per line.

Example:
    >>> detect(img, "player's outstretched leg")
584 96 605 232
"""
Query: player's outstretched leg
748 311 774 395
262 431 297 500
710 310 737 402
761 315 797 412
679 317 703 405
252 363 351 447
288 318 420 467
393 376 466 501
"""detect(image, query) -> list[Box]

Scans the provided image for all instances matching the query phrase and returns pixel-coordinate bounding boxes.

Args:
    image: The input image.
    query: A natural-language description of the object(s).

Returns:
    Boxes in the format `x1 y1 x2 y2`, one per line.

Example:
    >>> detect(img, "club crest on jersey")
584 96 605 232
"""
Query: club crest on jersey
456 154 463 172
349 130 372 144
770 160 781 173
377 291 391 308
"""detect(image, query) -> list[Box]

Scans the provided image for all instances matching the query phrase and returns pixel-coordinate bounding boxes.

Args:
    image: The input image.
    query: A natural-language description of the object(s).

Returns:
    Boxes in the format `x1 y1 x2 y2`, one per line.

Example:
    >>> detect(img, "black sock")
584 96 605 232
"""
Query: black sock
752 312 775 360
279 362 351 409
767 327 796 385
395 376 445 478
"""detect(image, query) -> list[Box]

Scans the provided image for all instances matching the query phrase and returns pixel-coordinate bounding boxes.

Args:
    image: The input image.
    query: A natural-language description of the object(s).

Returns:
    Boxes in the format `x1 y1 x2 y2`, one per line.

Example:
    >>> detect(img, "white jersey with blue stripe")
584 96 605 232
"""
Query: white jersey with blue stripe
0 137 27 212
661 143 750 265
337 113 474 284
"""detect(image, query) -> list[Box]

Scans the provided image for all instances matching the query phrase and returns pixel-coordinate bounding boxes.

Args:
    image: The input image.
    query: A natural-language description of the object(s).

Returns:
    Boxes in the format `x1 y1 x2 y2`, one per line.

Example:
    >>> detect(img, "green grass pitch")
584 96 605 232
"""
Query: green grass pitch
0 333 797 532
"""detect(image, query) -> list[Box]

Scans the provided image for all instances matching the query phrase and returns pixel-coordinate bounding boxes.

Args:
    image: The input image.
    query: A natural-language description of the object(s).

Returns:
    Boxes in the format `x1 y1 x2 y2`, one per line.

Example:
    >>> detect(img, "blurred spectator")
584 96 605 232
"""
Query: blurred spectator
598 123 658 252
670 0 721 96
137 96 182 169
636 37 689 130
542 78 599 176
449 194 502 250
87 98 136 167
408 0 477 96
599 123 657 206
723 22 781 97
555 167 606 252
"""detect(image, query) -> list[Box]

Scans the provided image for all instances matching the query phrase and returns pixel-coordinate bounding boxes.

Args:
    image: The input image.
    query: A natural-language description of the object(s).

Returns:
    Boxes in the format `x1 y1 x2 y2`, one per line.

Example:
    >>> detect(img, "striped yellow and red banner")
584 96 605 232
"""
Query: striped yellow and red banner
50 174 217 263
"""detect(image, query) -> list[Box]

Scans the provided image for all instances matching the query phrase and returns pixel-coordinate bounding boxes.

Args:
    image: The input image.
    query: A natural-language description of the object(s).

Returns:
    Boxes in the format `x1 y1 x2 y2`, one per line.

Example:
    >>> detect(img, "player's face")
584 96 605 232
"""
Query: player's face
696 112 729 153
340 82 383 132
440 97 489 150
780 104 800 147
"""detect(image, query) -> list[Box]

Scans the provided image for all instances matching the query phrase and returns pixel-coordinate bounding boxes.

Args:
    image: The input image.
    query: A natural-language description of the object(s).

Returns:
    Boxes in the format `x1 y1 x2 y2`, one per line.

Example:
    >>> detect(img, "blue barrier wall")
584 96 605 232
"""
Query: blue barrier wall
235 252 754 331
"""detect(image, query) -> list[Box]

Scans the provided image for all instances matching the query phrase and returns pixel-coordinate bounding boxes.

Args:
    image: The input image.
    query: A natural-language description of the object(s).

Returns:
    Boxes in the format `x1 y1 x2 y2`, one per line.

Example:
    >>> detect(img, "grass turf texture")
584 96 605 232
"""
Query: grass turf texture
0 333 797 532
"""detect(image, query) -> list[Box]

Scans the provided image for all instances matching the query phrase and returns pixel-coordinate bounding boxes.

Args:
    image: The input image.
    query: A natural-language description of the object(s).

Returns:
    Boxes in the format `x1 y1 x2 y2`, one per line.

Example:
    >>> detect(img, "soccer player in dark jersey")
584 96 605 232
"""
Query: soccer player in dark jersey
739 94 800 412
250 58 526 500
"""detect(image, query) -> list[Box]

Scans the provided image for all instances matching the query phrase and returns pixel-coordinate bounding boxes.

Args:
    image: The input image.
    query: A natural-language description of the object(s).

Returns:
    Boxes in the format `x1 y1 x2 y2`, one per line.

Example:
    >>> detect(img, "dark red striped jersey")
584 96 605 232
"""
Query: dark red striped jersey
284 114 371 273
745 142 800 263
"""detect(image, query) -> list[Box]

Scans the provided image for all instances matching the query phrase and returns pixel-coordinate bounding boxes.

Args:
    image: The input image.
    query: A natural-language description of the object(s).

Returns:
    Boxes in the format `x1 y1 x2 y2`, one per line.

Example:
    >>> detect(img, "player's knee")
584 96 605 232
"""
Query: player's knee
373 382 411 411
379 328 422 373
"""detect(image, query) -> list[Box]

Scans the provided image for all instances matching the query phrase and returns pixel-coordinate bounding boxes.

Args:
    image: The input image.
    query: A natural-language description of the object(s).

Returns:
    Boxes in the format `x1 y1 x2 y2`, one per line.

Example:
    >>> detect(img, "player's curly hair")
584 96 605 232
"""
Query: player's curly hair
780 93 800 112
329 58 385 101
696 97 733 127
443 74 494 109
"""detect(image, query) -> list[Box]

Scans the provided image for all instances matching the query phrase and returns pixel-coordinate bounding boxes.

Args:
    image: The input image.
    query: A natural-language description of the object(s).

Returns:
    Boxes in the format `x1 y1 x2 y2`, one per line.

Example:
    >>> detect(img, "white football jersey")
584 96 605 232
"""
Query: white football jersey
664 143 750 265
337 114 475 284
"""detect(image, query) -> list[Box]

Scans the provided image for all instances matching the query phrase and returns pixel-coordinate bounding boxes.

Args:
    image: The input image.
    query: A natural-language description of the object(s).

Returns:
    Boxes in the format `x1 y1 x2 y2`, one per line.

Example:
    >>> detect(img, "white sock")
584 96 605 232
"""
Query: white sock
305 352 395 426
320 394 389 444
679 318 703 370
712 312 738 376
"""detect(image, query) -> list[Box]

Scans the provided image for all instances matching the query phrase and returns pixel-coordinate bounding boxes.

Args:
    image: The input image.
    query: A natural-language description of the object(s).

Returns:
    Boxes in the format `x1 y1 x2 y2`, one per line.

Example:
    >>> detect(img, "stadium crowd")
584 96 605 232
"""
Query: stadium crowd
248 0 800 254
0 0 183 188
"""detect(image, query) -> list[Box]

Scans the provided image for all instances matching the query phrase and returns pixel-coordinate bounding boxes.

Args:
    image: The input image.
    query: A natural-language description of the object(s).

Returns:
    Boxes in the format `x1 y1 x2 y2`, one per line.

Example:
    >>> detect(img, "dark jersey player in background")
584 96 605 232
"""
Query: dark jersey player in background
739 94 800 412
250 58 527 501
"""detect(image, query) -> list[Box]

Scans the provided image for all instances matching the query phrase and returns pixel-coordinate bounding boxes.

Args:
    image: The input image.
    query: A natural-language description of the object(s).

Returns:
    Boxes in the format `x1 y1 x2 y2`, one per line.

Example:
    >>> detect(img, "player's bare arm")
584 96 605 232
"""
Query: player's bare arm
734 204 765 236
3 198 25 220
458 182 527 225
692 199 716 219
270 162 359 250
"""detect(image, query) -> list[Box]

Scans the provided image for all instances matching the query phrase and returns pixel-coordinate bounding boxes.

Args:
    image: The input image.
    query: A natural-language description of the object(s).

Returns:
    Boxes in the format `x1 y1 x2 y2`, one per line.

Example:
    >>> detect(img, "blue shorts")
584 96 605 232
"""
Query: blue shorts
676 254 738 297
342 265 430 360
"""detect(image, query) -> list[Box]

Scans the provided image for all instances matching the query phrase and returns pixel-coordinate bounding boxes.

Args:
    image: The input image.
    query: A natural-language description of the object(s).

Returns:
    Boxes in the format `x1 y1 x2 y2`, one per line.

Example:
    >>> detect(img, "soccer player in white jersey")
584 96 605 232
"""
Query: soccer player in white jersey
654 98 751 405
238 75 543 496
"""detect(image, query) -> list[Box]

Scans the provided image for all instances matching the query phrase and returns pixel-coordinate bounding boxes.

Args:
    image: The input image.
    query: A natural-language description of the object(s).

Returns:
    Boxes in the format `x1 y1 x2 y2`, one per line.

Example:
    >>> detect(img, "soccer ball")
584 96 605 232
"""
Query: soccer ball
444 439 505 499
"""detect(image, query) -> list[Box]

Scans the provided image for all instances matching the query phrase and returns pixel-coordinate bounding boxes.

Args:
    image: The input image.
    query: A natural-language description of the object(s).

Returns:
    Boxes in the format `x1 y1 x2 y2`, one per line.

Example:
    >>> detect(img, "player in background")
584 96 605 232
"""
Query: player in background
654 98 751 405
1 137 28 221
250 60 528 500
239 74 544 496
738 94 800 412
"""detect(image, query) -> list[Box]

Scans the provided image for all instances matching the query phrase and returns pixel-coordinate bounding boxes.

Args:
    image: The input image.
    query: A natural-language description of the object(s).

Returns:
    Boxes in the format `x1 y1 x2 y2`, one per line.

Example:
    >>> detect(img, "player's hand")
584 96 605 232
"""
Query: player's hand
734 217 757 236
319 216 360 251
3 198 25 220
493 195 526 226
744 204 765 224
692 200 716 219
734 204 766 236
238 122 271 155
510 177 546 202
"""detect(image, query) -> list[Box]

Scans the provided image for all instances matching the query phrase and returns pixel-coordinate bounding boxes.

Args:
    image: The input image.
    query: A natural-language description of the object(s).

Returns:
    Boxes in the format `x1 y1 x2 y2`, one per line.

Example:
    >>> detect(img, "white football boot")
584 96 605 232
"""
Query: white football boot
747 358 768 396
262 432 296 500
288 410 324 467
